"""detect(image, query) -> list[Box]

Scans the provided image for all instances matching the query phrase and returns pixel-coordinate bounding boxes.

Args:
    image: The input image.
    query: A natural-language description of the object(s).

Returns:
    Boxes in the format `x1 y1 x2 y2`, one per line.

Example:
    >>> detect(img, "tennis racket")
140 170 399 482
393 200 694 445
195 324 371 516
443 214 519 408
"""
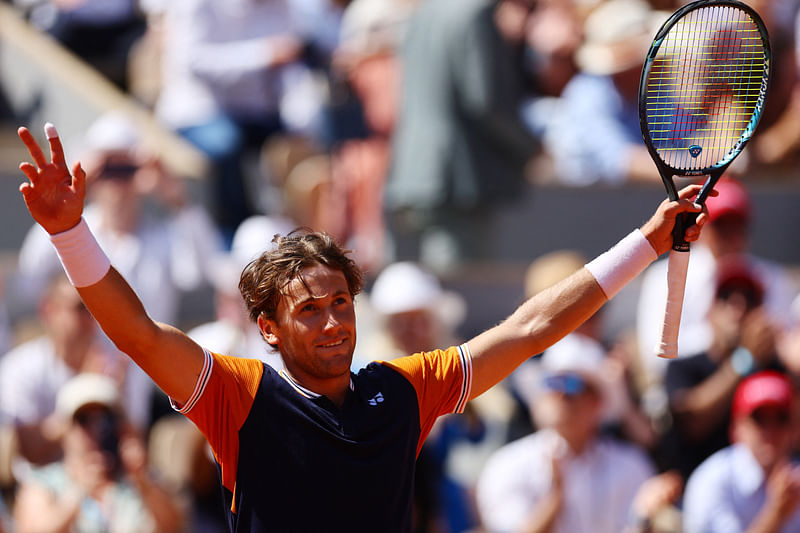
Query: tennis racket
638 0 770 359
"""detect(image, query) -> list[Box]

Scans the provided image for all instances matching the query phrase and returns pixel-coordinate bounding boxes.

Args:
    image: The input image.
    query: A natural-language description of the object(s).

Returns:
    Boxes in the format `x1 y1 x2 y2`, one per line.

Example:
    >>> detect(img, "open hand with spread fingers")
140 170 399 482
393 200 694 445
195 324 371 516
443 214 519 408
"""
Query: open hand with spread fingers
18 123 85 235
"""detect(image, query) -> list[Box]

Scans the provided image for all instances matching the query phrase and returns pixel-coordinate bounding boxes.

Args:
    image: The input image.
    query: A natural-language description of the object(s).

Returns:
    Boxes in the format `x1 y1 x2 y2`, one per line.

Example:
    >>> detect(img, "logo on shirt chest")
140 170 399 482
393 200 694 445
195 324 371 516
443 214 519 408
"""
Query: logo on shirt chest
367 392 384 406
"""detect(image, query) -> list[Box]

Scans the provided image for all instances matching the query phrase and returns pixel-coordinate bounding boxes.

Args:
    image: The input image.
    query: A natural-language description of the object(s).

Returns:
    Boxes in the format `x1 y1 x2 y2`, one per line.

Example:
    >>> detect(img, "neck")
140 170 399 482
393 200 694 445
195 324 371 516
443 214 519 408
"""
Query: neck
283 369 351 408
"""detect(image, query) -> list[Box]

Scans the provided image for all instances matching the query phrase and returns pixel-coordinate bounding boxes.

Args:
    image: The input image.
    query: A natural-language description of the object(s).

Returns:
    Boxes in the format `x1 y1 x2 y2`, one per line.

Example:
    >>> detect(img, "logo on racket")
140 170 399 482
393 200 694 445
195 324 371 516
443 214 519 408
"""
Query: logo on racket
688 145 703 158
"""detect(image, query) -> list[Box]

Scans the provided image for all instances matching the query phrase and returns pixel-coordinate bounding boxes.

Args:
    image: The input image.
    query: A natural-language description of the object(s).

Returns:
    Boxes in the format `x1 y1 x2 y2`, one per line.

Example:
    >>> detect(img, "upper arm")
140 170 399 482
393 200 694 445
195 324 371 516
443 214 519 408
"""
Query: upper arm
77 268 205 405
466 268 606 399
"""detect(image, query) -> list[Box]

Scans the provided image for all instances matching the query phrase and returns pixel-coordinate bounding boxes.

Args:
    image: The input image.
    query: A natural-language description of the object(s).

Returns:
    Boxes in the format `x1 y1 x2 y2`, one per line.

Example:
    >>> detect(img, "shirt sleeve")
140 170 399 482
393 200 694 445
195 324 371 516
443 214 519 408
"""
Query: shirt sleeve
381 344 472 450
170 349 263 494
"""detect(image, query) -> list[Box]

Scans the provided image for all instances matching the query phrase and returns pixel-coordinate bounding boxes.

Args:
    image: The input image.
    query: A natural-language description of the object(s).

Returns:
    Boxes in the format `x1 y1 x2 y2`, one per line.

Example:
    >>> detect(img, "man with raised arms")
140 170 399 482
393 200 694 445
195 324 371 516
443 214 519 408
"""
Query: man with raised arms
16 123 709 532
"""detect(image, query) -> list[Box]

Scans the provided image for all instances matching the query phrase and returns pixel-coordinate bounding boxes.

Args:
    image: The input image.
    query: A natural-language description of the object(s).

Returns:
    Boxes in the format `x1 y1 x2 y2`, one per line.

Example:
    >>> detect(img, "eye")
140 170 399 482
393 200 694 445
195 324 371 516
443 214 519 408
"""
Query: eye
301 302 318 313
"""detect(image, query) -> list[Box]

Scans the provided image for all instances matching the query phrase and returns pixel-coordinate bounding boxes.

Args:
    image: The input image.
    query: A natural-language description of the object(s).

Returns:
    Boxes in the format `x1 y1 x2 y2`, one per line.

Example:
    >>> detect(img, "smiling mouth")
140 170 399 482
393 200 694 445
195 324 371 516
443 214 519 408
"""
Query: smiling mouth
319 338 346 348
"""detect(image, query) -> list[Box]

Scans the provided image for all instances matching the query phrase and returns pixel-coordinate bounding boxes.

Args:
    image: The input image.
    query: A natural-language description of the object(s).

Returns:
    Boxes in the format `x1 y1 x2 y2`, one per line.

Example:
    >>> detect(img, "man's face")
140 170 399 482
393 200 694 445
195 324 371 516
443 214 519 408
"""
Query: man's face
734 405 794 473
261 264 356 384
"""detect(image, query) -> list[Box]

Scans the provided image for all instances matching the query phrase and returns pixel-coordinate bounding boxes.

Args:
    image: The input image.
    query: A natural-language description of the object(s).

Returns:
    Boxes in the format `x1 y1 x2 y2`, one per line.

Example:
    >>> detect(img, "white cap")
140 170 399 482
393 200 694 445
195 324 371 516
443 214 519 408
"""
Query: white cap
369 262 466 328
82 112 141 154
55 373 121 420
209 215 297 294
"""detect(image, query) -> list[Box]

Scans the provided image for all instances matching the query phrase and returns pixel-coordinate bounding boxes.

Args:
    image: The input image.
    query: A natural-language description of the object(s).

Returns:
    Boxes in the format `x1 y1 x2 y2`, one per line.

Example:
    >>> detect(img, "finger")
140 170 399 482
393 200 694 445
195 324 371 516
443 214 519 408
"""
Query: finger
677 183 704 200
19 162 38 182
17 127 48 168
45 123 68 168
72 161 86 198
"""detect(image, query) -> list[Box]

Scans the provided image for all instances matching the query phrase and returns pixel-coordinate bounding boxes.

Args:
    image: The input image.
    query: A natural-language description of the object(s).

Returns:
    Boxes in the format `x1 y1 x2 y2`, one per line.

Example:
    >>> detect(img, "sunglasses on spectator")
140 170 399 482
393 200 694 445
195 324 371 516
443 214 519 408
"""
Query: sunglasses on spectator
543 373 587 396
98 161 139 181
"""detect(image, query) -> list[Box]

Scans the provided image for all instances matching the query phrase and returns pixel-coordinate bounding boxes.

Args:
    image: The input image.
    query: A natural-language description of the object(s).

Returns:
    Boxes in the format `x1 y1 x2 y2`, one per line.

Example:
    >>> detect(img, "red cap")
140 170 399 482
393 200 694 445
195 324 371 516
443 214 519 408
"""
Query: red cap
707 179 751 223
732 370 795 420
714 256 764 305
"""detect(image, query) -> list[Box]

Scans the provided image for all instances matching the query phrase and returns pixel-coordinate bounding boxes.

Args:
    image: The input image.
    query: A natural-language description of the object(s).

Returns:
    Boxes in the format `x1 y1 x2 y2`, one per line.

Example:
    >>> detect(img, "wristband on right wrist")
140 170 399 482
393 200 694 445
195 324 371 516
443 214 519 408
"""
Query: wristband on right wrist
49 217 111 288
585 229 658 299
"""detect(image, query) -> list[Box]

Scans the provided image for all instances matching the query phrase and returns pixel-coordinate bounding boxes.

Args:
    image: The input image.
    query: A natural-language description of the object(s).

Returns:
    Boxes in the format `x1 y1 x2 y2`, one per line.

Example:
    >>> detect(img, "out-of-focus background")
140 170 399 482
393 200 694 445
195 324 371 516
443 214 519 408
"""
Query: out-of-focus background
1 0 800 532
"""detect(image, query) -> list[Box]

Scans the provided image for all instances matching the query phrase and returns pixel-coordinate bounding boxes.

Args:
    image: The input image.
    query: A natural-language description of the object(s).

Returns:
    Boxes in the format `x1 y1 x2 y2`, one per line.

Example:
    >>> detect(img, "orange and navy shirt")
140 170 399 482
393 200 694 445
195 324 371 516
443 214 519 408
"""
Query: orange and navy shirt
172 344 472 533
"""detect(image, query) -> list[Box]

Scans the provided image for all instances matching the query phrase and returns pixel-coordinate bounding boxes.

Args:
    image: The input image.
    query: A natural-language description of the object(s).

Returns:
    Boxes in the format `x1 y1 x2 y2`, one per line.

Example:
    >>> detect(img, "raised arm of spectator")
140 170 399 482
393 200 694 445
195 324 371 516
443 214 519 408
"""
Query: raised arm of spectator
17 125 203 405
467 184 711 399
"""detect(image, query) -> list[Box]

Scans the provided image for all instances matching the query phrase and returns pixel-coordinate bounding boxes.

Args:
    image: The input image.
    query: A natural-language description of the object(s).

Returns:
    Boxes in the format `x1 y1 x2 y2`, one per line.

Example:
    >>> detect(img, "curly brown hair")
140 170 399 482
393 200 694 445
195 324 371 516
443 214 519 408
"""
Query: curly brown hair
238 229 364 323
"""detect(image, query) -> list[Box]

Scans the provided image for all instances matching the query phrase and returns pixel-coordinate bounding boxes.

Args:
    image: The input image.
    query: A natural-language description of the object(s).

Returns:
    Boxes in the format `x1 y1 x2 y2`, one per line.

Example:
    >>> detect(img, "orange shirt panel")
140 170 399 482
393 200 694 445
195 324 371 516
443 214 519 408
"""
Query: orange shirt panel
183 352 264 493
381 344 472 454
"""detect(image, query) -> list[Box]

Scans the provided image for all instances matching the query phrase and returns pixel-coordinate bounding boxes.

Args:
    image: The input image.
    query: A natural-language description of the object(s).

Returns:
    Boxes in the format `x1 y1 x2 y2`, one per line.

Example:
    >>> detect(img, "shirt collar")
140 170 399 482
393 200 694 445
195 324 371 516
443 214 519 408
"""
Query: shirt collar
279 369 354 399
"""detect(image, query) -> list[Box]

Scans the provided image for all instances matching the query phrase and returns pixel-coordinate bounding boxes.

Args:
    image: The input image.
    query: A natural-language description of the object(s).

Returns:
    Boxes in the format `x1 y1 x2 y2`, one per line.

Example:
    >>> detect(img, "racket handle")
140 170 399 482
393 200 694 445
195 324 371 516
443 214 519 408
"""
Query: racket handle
656 249 690 359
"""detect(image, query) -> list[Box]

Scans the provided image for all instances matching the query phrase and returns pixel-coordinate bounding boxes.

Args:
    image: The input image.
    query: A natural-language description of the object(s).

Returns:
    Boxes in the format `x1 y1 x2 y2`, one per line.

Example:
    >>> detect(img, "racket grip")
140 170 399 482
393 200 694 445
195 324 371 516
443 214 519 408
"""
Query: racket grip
656 249 690 359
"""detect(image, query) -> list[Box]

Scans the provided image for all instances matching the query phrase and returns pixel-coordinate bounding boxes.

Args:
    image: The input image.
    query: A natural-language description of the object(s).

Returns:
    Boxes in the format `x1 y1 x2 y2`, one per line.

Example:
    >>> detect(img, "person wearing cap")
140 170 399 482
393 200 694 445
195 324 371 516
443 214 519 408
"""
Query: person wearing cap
12 373 185 533
636 177 795 382
659 257 785 482
476 337 682 533
15 122 709 532
682 370 800 533
537 0 670 186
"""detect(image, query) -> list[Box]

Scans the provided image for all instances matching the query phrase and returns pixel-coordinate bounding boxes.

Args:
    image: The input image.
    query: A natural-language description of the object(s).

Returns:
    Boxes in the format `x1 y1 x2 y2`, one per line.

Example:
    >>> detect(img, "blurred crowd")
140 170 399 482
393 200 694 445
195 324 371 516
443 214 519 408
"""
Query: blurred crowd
2 0 800 531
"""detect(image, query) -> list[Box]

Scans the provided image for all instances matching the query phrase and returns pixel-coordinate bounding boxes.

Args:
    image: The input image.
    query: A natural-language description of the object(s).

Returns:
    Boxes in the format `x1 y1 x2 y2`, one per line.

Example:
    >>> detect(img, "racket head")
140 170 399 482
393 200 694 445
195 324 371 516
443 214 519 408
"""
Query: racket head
638 0 771 201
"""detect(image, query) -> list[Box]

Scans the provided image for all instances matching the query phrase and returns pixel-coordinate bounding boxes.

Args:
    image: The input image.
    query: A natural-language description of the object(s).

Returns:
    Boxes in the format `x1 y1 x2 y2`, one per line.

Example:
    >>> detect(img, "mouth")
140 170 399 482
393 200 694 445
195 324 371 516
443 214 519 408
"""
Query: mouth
318 338 347 349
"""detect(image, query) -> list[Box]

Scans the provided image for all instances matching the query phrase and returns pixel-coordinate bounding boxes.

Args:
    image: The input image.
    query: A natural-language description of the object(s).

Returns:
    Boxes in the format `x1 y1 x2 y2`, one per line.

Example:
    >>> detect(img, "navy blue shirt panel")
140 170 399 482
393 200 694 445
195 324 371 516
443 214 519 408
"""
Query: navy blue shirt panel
226 362 421 532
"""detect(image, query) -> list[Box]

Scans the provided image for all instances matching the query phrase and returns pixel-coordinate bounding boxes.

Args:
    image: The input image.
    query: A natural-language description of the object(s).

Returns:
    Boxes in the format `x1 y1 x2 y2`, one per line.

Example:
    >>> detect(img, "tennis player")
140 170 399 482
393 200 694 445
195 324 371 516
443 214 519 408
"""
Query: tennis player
17 123 708 532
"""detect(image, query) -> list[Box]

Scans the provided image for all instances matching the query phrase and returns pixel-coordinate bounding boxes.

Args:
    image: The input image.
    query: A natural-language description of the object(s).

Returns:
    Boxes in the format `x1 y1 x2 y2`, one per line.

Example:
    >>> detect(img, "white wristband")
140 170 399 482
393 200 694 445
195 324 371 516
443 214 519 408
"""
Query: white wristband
585 229 657 299
49 218 111 287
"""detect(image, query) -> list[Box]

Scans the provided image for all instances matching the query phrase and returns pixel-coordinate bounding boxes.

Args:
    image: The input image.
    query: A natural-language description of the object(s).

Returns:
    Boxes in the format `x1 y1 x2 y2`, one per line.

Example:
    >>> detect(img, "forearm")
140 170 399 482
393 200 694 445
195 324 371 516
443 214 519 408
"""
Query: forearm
469 268 606 398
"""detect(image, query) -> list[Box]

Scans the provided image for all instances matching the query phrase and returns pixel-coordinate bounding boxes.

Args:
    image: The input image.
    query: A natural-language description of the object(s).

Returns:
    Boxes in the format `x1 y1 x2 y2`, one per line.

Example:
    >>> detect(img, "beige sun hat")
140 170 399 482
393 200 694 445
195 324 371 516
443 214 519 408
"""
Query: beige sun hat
575 0 670 76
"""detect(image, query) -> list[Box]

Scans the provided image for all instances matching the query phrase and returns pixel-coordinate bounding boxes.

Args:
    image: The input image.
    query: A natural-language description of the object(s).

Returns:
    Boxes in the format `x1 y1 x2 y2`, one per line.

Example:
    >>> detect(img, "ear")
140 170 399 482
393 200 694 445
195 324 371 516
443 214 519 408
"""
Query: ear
257 314 280 346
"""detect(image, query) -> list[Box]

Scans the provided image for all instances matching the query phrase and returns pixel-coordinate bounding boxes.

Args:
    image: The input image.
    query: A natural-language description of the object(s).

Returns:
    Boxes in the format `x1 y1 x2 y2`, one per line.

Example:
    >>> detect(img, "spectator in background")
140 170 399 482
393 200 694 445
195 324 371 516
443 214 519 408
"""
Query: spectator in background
535 0 668 186
308 0 412 272
386 0 538 271
659 258 784 481
477 341 681 533
13 0 146 90
0 274 114 467
15 112 222 430
682 370 800 533
12 373 185 533
144 0 311 243
636 178 795 385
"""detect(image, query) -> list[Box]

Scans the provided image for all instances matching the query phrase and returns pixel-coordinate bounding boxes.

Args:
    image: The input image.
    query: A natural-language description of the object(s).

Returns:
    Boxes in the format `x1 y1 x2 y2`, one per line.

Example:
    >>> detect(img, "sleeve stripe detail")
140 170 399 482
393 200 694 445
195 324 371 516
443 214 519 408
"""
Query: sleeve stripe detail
170 348 213 414
454 343 473 413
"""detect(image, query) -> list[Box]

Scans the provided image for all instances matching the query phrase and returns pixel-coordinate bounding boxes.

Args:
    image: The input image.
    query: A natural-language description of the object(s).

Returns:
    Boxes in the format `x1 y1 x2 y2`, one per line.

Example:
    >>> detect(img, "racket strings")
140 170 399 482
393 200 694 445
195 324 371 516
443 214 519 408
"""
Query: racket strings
643 5 767 171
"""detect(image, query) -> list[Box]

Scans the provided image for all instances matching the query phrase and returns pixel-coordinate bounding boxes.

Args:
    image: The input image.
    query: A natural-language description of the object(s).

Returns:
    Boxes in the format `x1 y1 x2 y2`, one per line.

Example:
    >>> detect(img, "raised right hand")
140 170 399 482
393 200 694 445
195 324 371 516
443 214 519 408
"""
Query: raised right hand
18 124 85 235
